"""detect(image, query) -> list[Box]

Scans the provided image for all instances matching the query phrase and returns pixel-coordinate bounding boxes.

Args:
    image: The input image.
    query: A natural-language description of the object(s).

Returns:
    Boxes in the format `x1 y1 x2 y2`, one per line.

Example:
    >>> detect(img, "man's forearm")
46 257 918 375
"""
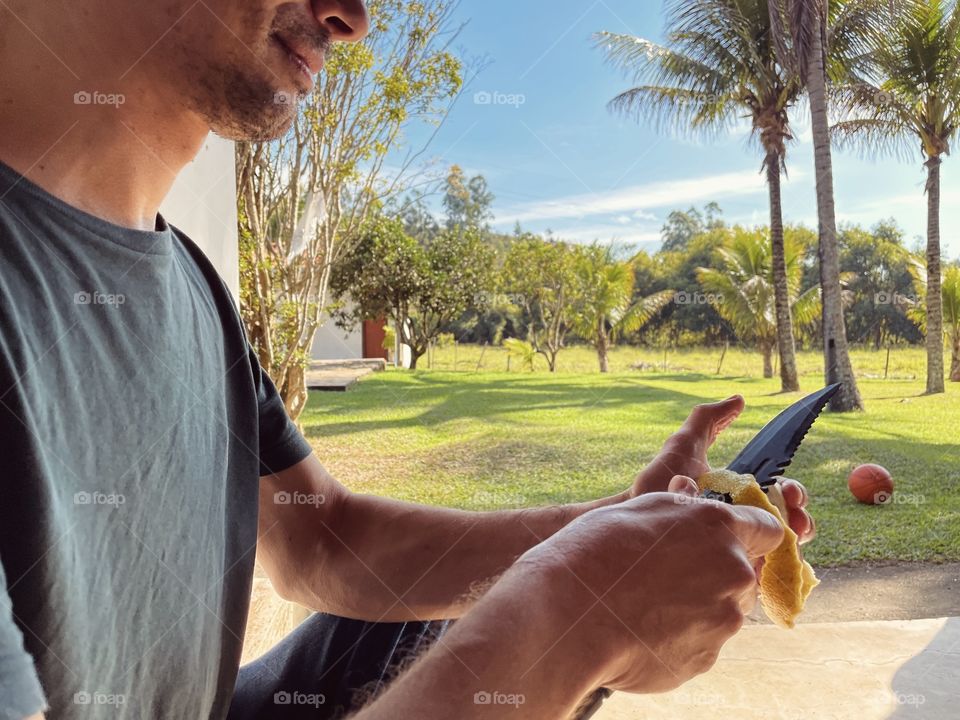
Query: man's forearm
350 560 608 720
297 487 629 621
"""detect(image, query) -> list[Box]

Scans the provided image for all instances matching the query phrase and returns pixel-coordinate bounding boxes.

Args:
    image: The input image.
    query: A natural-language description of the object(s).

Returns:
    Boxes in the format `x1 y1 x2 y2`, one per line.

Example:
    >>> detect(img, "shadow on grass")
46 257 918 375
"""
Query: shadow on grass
302 374 720 439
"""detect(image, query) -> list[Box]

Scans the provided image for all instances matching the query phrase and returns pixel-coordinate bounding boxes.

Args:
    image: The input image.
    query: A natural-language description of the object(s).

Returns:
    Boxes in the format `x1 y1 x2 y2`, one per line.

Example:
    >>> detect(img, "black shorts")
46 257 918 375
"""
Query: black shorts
227 614 451 719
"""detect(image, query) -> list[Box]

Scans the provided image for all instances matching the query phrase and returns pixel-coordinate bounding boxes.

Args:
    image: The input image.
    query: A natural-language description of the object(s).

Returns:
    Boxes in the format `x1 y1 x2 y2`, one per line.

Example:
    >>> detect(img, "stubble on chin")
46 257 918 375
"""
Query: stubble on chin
204 62 299 142
177 5 301 142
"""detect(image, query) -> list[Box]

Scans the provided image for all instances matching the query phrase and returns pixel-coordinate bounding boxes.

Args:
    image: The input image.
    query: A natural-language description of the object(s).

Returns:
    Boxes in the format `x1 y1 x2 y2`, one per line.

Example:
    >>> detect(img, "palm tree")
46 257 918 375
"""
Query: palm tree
832 0 955 394
768 0 879 409
907 263 960 382
596 0 803 393
571 245 673 373
698 229 821 378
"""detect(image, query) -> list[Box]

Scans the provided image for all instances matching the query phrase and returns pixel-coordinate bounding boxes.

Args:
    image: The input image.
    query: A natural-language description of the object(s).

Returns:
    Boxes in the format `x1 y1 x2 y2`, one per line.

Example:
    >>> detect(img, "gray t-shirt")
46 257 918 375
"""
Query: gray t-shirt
0 160 312 719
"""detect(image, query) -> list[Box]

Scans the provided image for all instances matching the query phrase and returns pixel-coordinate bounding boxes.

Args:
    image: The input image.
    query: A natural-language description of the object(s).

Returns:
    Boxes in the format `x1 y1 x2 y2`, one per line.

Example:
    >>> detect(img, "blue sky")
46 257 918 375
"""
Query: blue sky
402 0 960 260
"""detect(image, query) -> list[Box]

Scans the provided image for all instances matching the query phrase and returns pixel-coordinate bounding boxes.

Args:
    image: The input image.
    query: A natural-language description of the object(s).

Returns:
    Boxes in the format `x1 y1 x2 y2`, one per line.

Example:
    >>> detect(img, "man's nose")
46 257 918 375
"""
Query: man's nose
311 0 370 42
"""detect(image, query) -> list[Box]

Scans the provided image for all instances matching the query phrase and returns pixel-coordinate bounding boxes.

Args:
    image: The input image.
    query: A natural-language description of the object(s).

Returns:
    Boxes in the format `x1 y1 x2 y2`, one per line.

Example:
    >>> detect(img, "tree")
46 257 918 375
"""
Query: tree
907 264 960 382
330 218 493 370
832 0 958 394
443 165 495 232
839 222 920 348
502 235 578 372
698 228 822 379
767 0 880 409
571 245 673 373
660 203 723 252
237 0 463 419
596 0 803 393
654 228 730 345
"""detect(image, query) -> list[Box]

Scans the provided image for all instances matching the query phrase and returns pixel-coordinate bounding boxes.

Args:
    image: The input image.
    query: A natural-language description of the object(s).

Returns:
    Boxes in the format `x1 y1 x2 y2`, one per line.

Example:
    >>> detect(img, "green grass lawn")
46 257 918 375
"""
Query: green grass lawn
300 347 959 567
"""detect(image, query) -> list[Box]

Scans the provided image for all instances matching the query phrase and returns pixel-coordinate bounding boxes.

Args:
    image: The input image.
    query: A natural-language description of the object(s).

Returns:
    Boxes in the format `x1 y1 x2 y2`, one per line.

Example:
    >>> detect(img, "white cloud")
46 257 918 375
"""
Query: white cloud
539 225 663 246
498 168 778 225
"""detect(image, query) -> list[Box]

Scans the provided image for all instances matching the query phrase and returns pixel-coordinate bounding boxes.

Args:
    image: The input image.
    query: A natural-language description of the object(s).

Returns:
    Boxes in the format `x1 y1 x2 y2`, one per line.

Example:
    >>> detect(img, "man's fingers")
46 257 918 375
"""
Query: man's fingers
667 475 699 496
710 395 745 439
722 505 785 559
779 478 808 509
686 395 745 442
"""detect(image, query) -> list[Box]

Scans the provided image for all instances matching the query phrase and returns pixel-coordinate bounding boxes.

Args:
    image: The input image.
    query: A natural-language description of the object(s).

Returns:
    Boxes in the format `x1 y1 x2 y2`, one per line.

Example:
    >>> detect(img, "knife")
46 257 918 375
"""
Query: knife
570 384 841 720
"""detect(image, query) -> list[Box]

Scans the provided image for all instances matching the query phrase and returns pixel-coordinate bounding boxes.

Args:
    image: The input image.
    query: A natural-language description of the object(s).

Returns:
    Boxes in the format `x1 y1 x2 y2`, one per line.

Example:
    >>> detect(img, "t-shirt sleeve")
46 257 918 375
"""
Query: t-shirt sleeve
0 563 46 720
251 347 314 476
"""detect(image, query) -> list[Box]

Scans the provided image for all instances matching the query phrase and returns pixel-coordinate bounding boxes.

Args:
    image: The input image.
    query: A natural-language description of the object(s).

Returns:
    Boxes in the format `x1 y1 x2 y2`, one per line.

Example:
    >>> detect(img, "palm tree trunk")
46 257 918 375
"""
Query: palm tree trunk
807 11 864 411
762 342 774 379
951 329 960 382
597 328 610 373
767 151 800 392
925 156 945 394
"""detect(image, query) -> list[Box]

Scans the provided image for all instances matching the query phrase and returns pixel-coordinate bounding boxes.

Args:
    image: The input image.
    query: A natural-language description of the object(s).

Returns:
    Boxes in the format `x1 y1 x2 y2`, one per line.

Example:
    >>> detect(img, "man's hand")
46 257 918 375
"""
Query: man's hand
519 480 786 695
630 395 815 544
354 479 785 719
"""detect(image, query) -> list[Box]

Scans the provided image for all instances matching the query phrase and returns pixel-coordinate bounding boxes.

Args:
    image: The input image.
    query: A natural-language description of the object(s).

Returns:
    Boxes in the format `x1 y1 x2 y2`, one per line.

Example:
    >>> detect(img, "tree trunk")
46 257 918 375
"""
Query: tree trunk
951 329 960 382
408 351 423 370
597 330 610 373
282 363 308 422
807 11 864 411
767 152 800 392
925 156 945 394
762 343 774 379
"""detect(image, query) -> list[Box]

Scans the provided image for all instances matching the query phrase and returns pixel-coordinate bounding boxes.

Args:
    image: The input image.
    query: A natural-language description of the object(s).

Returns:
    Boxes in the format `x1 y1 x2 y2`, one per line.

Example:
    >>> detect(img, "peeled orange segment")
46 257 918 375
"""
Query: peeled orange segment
697 469 818 629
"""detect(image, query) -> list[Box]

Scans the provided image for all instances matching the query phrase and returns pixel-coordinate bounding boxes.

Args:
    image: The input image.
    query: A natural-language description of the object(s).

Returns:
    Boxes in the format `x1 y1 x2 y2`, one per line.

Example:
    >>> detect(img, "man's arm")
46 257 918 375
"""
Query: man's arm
258 395 813 622
350 487 785 719
257 455 627 621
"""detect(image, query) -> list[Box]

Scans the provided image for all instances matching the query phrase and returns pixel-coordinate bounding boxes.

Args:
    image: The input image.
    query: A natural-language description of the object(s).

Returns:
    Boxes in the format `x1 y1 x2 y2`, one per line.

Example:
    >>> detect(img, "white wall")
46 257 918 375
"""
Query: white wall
159 134 239 298
311 310 364 360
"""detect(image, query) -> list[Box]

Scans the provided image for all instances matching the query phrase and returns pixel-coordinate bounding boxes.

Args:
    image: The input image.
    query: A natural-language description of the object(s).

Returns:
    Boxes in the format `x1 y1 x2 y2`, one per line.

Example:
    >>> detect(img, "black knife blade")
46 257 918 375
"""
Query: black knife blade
726 383 841 490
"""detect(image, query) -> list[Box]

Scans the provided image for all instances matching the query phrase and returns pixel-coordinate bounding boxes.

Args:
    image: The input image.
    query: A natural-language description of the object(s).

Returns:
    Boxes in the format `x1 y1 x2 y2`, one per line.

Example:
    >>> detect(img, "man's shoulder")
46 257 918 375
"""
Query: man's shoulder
168 223 244 319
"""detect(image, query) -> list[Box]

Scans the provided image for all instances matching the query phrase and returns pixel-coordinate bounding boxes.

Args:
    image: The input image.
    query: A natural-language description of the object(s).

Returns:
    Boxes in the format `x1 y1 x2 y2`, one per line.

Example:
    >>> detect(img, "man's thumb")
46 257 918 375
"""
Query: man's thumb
667 475 699 497
726 505 785 559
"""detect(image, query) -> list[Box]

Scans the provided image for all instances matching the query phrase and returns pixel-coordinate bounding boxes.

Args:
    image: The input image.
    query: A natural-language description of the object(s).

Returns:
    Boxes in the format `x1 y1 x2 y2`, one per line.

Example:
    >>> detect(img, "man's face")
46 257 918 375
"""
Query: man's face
115 1 368 141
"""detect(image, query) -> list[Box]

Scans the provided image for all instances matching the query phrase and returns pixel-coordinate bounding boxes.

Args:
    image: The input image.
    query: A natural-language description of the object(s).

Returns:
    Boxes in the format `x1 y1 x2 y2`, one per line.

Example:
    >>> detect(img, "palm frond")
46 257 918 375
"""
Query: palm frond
617 289 675 336
831 118 919 161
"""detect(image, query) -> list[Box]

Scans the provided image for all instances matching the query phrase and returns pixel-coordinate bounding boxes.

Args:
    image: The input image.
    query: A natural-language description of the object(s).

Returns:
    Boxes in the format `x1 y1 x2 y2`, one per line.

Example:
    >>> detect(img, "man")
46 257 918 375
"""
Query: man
0 1 815 718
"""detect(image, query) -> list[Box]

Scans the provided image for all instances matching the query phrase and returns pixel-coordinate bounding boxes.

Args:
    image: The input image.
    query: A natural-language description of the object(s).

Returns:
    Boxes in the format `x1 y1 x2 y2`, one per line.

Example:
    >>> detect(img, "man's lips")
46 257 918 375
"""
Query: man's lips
272 33 324 76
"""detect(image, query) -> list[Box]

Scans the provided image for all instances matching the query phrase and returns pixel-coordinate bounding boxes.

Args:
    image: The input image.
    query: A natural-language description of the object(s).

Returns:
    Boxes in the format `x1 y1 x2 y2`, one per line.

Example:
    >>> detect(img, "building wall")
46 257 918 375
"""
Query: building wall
311 311 364 360
159 134 239 298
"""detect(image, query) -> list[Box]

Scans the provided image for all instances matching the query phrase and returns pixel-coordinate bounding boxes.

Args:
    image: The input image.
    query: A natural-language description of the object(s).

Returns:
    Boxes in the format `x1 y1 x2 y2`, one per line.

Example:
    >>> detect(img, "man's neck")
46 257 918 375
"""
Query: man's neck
0 8 210 232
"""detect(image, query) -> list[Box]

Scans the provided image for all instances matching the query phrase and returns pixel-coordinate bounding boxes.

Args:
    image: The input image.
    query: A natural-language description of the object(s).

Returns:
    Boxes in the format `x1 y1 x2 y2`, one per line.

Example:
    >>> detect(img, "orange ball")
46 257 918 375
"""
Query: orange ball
848 464 894 505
